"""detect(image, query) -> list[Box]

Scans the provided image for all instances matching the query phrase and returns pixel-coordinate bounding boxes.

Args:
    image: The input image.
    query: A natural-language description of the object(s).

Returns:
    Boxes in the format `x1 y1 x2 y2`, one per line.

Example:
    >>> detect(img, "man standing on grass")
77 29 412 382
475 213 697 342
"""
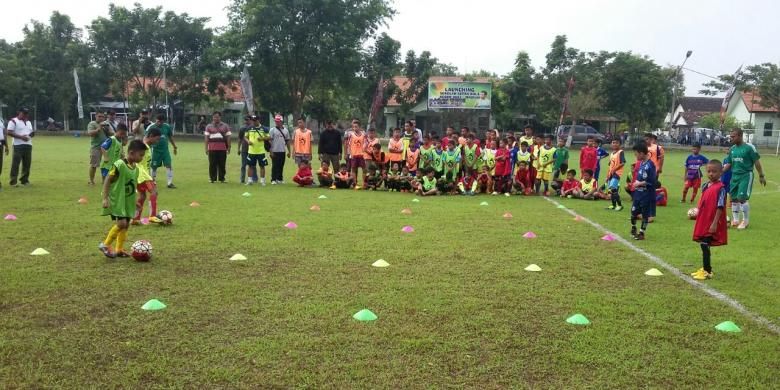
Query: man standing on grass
131 109 150 140
7 107 34 187
269 114 291 184
146 114 178 188
204 111 231 184
87 112 112 186
318 120 342 171
724 128 766 230
0 117 7 190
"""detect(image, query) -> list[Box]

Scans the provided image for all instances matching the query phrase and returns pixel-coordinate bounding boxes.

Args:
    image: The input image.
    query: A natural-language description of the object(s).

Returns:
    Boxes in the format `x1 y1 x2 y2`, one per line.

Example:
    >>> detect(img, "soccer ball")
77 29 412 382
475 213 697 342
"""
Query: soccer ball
131 240 153 262
158 210 174 225
687 207 699 220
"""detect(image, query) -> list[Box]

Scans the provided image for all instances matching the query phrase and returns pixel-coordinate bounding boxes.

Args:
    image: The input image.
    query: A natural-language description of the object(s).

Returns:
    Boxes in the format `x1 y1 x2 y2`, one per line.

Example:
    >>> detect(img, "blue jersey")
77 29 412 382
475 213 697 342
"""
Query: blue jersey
685 154 709 180
721 155 732 191
632 159 657 203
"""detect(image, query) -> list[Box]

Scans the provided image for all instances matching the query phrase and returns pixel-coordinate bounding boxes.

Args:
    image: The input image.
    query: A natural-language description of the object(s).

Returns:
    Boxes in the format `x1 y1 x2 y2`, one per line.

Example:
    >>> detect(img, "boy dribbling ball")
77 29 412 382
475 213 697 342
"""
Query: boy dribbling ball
100 140 147 258
690 160 728 280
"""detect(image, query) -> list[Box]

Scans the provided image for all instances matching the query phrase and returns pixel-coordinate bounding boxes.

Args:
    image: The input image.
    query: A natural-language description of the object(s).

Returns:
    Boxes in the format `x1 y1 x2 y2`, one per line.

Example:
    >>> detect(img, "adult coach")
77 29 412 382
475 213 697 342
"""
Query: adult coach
724 128 766 230
131 109 150 139
318 120 342 171
146 115 178 188
204 111 231 183
7 107 34 186
87 112 112 185
269 115 291 184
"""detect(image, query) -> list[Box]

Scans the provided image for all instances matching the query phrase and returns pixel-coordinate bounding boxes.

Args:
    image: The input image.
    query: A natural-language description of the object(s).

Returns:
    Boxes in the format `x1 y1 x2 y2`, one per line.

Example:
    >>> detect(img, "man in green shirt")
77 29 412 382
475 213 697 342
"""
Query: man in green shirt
87 112 113 185
724 128 766 229
145 114 178 188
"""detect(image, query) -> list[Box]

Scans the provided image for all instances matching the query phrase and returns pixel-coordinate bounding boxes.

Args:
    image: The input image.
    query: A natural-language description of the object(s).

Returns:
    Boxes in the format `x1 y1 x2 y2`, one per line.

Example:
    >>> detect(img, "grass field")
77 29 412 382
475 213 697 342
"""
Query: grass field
1 136 778 388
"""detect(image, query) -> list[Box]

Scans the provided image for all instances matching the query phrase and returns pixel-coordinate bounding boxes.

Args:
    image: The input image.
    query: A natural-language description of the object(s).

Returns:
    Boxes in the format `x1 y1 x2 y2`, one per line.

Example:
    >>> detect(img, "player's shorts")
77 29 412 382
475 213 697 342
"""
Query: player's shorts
246 153 268 167
684 178 702 189
151 152 172 169
101 168 109 178
631 199 653 217
730 173 754 201
536 171 552 181
90 147 101 168
294 154 312 165
349 156 366 169
608 177 620 190
110 215 131 222
137 180 157 194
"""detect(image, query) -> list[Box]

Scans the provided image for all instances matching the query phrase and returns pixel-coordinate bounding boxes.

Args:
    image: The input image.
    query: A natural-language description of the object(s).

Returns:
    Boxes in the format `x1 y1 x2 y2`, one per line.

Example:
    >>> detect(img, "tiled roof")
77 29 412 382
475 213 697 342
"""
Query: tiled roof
741 91 779 113
678 96 722 113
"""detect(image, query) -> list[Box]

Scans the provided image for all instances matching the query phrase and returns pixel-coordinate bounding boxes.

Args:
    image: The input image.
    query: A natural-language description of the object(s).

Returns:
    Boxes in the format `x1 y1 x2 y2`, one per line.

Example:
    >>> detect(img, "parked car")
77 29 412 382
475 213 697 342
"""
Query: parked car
556 125 605 145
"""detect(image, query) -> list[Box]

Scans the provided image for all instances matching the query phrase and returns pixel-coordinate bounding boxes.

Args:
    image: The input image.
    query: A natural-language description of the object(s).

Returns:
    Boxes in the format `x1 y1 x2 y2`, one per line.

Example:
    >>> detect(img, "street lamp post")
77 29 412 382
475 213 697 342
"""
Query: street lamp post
668 50 693 132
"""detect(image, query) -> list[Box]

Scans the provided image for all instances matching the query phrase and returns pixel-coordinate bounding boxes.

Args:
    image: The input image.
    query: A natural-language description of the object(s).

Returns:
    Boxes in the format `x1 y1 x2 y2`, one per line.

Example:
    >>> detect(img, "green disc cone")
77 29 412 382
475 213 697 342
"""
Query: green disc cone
412 198 420 203
644 268 663 276
372 259 390 268
353 309 378 321
30 248 50 256
557 205 567 209
318 195 328 199
715 321 742 333
566 314 590 325
242 192 251 197
480 201 489 206
142 299 167 311
524 264 542 272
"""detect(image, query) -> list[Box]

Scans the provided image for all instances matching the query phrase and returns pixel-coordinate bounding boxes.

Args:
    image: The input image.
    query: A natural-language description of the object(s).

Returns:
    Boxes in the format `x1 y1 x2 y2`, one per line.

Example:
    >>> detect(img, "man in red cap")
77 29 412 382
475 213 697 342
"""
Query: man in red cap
269 114 291 184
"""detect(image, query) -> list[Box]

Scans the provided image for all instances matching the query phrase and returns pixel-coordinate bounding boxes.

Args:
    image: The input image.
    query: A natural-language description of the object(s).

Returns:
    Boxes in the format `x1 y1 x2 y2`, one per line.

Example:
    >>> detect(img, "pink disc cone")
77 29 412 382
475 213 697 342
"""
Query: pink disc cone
310 205 320 211
141 218 150 225
190 201 200 207
503 212 513 219
401 208 412 215
402 226 414 233
78 197 88 205
523 231 537 239
601 234 616 241
285 222 298 229
574 215 584 222
4 214 17 221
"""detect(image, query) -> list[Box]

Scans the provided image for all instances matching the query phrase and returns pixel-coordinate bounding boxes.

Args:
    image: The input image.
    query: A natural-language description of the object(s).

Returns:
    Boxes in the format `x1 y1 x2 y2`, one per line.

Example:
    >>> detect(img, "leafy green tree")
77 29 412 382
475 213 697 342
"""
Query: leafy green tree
699 113 738 130
602 52 671 129
500 51 537 118
392 49 458 115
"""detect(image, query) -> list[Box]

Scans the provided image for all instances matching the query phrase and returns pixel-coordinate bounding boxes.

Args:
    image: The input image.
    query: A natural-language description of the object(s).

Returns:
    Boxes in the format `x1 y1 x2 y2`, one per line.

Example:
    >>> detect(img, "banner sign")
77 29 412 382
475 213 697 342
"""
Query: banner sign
240 66 255 114
73 69 84 119
428 81 492 110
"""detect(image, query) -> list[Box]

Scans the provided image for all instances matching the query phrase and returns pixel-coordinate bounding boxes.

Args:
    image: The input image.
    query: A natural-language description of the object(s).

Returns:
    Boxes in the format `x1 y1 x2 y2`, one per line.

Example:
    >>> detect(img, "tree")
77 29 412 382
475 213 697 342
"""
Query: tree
225 0 395 118
699 113 737 130
500 51 537 117
602 52 671 130
392 49 458 114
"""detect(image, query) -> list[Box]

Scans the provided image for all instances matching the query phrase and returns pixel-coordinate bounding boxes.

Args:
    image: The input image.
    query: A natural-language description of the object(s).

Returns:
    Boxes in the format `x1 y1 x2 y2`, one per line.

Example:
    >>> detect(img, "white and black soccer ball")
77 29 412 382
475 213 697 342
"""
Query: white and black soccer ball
687 207 699 220
131 240 153 262
158 210 174 224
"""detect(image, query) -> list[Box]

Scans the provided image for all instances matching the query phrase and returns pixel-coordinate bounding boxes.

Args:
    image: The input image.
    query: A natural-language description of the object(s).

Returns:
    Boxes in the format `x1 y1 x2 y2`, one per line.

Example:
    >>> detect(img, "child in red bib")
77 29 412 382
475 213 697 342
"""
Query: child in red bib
691 160 728 280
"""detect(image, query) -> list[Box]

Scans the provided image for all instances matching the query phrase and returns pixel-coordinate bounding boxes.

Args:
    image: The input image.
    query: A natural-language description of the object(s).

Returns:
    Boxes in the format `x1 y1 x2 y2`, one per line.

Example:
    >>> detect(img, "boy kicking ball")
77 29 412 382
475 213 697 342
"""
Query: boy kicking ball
691 160 728 280
100 140 147 258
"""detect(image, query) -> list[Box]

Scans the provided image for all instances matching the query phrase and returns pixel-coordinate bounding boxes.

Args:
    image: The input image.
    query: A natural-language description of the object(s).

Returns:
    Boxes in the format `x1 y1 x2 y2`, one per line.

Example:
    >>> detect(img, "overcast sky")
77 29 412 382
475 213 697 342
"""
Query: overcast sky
3 0 779 97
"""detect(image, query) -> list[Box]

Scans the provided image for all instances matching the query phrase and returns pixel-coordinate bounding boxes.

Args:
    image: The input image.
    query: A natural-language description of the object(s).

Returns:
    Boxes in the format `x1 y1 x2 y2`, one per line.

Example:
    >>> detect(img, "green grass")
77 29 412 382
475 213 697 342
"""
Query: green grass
0 136 778 388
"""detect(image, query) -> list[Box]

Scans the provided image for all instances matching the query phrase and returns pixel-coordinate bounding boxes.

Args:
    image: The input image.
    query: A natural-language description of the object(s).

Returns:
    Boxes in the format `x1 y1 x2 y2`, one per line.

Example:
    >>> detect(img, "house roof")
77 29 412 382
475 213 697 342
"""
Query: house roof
676 111 709 127
678 97 722 113
115 77 245 103
385 75 493 107
741 91 779 113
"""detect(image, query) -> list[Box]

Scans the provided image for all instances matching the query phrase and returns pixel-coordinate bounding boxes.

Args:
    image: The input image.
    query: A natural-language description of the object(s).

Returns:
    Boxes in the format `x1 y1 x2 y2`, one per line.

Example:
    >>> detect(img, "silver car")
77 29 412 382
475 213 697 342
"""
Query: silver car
556 125 605 145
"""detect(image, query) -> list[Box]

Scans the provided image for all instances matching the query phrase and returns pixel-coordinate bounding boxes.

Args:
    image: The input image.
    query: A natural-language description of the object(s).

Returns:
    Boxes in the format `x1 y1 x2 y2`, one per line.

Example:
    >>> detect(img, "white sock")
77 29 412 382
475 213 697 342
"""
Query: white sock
167 168 173 185
260 177 266 184
732 203 742 222
742 202 750 222
151 168 157 180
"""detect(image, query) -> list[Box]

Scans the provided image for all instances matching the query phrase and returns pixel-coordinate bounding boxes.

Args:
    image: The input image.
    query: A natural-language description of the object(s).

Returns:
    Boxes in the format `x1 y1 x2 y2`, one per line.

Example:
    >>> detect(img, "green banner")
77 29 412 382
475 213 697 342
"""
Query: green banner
428 82 492 110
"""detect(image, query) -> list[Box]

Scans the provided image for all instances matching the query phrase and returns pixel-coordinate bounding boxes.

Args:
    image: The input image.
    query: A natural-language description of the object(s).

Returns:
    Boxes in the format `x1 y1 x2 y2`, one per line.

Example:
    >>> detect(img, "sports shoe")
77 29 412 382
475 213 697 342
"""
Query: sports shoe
606 205 615 210
630 226 637 237
99 243 116 258
634 232 645 240
730 221 739 228
615 206 623 211
131 219 141 226
167 183 177 189
329 184 336 190
680 199 685 203
690 268 705 277
504 193 510 197
491 192 498 196
737 221 749 230
246 180 254 186
116 250 130 258
271 180 278 185
148 216 163 224
693 270 712 280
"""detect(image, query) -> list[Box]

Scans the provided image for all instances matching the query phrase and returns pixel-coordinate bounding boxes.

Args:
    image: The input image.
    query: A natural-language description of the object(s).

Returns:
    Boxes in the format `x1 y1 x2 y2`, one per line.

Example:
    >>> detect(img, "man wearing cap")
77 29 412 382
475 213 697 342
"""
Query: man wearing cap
237 115 252 183
132 109 151 140
7 107 34 186
269 114 291 184
87 112 113 185
204 111 232 183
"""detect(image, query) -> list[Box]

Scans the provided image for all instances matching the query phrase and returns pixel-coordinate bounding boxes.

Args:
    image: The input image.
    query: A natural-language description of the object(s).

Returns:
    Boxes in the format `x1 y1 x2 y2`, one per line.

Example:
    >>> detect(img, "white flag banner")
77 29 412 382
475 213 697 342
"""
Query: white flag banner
240 66 255 113
73 68 84 119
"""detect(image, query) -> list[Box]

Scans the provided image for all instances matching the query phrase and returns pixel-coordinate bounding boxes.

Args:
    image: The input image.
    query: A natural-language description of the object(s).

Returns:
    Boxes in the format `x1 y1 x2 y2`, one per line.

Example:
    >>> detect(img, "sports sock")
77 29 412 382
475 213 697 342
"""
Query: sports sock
631 215 637 227
167 168 173 185
535 180 541 193
134 191 146 220
115 229 128 252
731 202 742 222
615 191 622 207
611 192 617 207
151 168 157 180
150 193 158 217
701 241 712 273
742 202 750 222
543 181 549 193
103 225 120 246
640 217 648 233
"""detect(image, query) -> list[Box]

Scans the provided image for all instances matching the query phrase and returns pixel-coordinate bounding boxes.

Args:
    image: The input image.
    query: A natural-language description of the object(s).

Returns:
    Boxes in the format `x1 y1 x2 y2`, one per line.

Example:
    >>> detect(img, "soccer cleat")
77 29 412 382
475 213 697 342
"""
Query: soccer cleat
693 270 712 280
680 199 685 203
148 216 163 224
246 180 254 186
737 221 749 230
271 180 277 185
131 219 141 226
690 268 705 277
504 193 511 197
116 250 130 258
606 205 615 210
491 192 498 196
329 184 336 190
99 243 116 259
634 232 645 240
167 183 177 189
730 221 740 228
630 226 637 237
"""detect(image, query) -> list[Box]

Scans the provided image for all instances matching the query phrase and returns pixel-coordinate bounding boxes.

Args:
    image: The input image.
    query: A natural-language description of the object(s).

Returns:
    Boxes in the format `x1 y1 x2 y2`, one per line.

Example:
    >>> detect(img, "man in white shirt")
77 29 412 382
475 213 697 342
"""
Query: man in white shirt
7 107 34 186
0 118 7 190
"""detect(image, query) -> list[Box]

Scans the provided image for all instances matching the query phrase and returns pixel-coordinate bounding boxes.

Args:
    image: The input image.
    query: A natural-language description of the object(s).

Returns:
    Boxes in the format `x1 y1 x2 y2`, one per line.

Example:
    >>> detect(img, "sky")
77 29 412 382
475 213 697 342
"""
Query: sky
3 0 779 97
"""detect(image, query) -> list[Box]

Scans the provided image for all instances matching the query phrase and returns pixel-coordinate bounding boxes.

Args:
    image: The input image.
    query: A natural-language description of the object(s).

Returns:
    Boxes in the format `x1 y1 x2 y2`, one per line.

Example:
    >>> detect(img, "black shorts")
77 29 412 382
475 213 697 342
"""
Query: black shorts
246 153 268 167
111 216 131 222
631 199 653 217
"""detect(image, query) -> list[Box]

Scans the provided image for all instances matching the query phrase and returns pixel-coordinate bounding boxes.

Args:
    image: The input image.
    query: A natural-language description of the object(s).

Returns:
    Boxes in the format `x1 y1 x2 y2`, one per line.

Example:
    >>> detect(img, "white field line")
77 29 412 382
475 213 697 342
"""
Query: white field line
545 197 780 334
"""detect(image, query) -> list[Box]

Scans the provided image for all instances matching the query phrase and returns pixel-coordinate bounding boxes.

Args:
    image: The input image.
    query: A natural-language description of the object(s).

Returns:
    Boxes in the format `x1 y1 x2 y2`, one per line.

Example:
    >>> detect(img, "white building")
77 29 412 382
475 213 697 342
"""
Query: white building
725 91 780 146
